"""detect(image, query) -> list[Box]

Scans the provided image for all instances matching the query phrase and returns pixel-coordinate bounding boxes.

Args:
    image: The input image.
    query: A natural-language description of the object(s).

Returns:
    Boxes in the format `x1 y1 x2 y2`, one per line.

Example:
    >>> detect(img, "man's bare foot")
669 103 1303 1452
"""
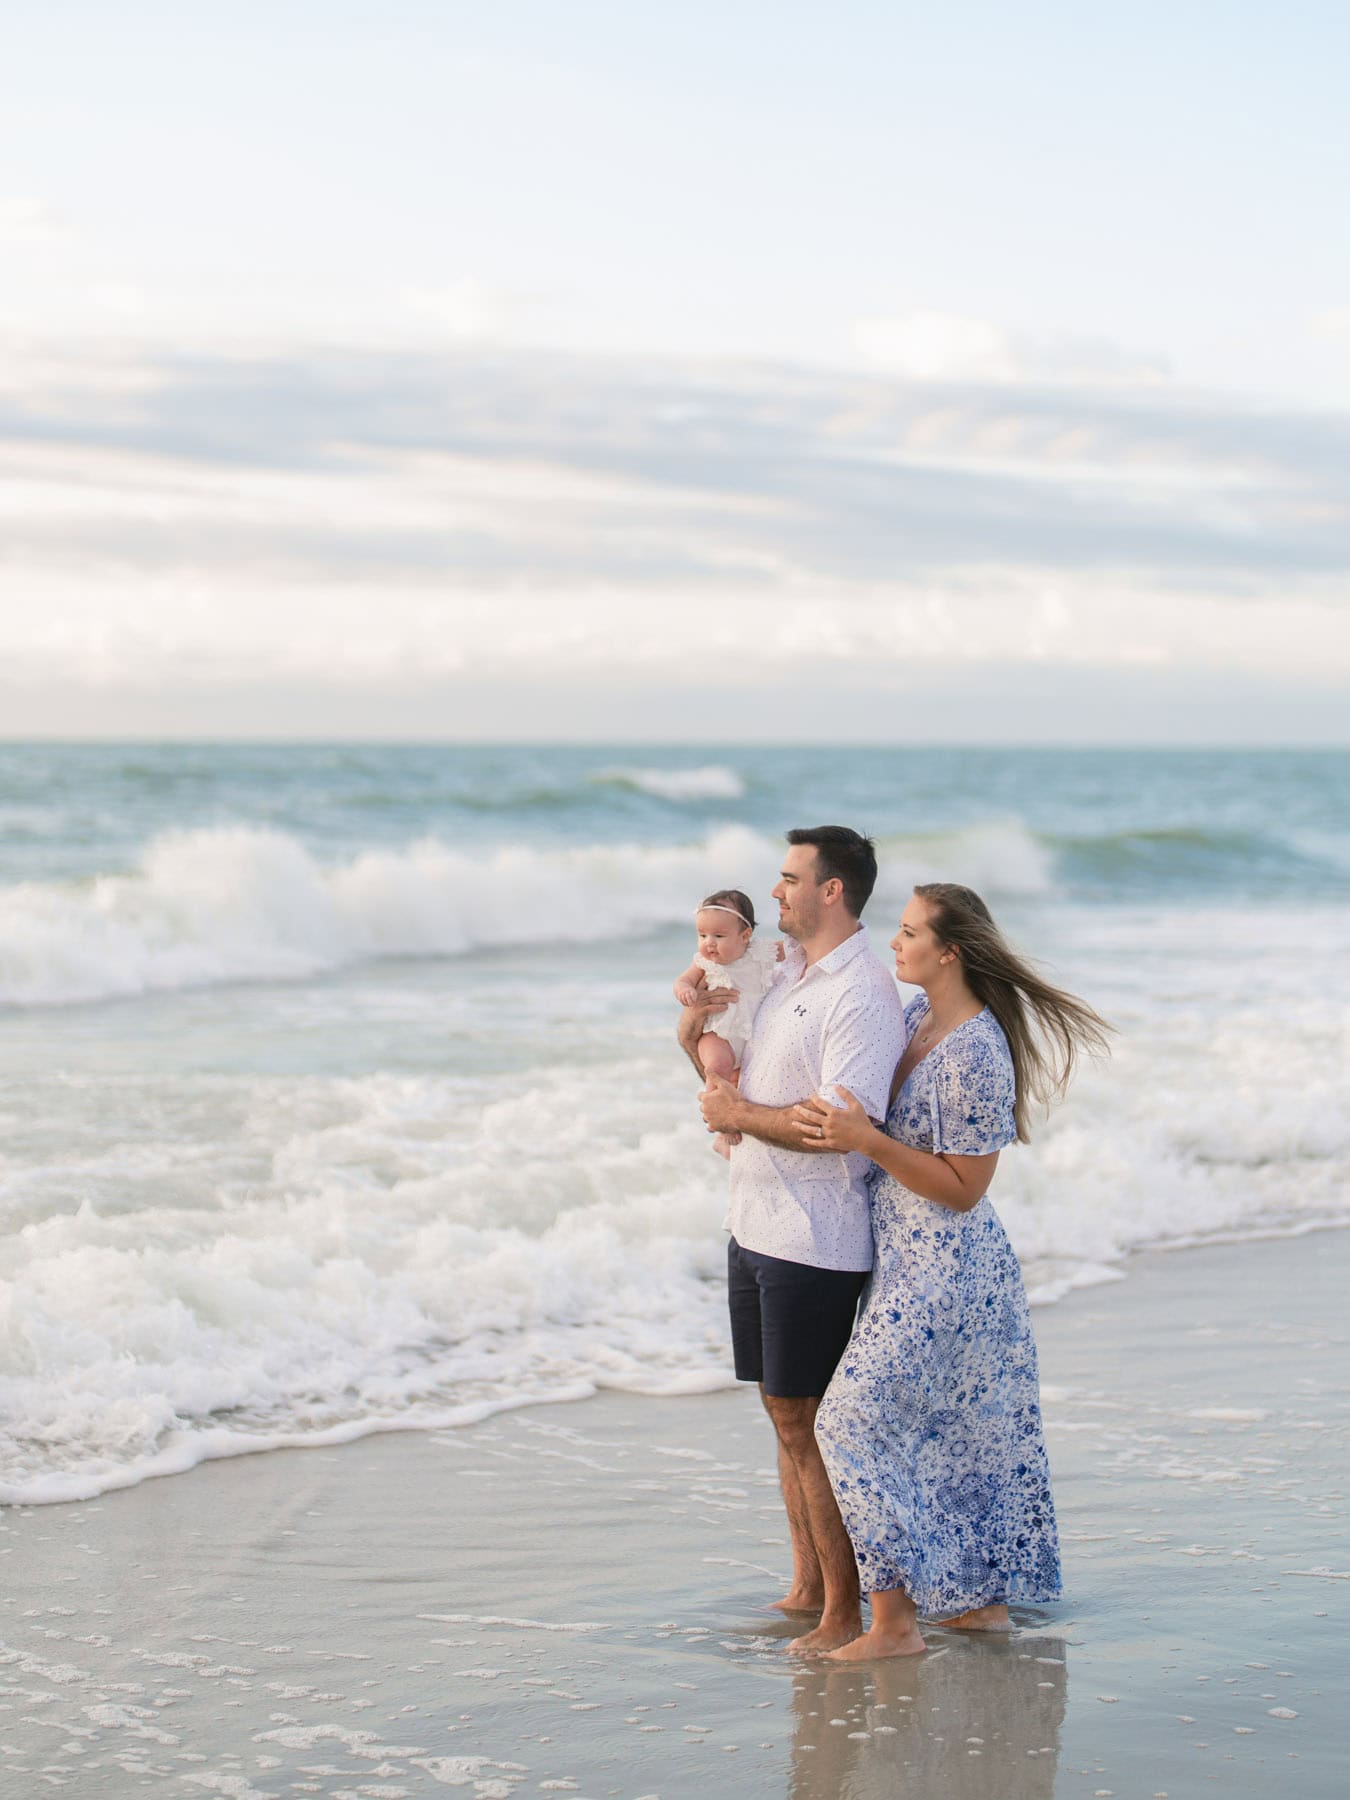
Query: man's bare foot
769 1589 824 1616
824 1623 927 1661
786 1616 862 1655
940 1603 1011 1632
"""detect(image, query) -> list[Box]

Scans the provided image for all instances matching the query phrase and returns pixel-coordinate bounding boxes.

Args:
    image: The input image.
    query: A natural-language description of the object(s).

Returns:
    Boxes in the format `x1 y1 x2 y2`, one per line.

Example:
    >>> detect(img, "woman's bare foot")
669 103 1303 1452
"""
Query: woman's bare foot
824 1623 926 1661
786 1615 862 1655
940 1603 1011 1631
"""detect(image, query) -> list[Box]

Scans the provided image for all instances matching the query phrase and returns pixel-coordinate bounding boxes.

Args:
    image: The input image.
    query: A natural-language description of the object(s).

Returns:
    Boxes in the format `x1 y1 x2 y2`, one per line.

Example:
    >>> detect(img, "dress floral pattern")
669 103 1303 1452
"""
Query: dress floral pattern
815 996 1061 1615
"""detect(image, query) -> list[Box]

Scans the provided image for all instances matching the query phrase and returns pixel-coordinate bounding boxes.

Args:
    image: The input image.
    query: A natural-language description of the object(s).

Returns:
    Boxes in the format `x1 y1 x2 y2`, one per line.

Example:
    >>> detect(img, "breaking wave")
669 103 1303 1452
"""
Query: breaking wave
0 820 1055 1008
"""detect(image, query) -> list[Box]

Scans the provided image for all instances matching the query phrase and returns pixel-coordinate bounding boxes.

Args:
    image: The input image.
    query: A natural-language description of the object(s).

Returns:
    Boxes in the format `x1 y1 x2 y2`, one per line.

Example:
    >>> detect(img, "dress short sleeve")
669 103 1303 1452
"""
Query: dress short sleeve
745 938 781 970
929 1015 1017 1155
902 994 929 1038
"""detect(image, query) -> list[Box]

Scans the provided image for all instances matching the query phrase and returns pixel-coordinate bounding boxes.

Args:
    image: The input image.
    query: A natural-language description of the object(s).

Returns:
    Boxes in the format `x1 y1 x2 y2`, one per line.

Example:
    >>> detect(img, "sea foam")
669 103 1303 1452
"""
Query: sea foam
3 745 1345 1506
0 819 1053 1007
593 764 749 801
2 973 1347 1506
0 1058 738 1504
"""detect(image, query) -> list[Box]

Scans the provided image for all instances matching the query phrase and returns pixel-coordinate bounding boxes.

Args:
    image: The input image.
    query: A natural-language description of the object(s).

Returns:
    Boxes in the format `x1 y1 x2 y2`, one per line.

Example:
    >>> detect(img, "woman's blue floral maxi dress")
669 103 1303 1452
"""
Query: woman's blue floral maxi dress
815 996 1061 1616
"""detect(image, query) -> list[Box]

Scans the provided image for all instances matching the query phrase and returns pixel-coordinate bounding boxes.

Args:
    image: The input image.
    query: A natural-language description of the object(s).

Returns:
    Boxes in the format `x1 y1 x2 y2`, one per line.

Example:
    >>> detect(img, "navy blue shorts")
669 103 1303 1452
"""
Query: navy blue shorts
727 1236 867 1399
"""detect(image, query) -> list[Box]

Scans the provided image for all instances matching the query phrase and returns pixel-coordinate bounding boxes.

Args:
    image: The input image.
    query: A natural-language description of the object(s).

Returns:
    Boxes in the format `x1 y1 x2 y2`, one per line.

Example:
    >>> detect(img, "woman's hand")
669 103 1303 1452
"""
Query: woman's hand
792 1086 876 1155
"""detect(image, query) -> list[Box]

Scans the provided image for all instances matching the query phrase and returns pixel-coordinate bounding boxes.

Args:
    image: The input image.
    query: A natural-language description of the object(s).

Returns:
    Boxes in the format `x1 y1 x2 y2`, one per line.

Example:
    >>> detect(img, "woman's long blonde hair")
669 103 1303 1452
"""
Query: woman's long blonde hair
914 882 1111 1143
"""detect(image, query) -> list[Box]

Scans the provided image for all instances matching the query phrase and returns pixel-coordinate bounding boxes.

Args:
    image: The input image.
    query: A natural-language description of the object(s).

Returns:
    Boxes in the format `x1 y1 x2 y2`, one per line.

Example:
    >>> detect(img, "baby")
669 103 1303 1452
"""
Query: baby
673 887 782 1158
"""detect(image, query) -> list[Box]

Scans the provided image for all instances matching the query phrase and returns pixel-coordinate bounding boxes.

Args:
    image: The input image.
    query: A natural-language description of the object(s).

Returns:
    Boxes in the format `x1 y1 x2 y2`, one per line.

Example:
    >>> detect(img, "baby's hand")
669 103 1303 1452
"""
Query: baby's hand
774 941 785 961
674 981 700 1006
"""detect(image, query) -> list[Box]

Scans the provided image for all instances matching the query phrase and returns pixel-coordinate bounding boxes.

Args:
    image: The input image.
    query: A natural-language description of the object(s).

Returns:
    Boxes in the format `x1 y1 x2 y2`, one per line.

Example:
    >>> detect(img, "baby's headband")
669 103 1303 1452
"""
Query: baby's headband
696 903 752 927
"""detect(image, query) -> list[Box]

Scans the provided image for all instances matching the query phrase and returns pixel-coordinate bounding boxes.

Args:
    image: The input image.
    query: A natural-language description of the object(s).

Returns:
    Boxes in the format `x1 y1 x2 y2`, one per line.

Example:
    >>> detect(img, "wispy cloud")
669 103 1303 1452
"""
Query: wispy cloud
852 310 1169 387
0 336 1347 710
0 195 69 246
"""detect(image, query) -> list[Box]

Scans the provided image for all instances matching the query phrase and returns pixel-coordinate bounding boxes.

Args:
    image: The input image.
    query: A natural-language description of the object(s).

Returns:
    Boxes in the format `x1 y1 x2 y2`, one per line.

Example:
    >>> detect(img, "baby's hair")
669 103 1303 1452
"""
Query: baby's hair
699 888 755 931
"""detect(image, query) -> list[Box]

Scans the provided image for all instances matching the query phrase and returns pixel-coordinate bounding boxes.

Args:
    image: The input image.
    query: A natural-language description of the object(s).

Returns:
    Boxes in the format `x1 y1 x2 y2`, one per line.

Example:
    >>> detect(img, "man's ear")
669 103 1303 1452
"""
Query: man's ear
821 876 844 908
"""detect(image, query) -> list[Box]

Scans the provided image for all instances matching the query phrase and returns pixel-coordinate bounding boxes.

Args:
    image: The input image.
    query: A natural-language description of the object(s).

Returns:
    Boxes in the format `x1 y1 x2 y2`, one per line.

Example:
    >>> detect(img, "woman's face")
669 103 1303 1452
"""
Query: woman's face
889 896 950 988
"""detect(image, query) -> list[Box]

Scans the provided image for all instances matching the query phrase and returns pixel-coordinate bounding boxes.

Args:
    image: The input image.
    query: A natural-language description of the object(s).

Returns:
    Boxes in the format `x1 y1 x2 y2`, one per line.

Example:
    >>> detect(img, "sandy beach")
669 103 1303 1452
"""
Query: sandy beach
2 1227 1345 1799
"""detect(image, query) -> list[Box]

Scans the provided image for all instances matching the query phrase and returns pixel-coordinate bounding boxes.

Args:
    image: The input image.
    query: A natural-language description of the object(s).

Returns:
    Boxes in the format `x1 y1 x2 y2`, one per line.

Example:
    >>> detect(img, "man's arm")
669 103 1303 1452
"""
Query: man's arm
676 988 737 1081
817 988 907 1131
699 1075 820 1151
701 981 906 1151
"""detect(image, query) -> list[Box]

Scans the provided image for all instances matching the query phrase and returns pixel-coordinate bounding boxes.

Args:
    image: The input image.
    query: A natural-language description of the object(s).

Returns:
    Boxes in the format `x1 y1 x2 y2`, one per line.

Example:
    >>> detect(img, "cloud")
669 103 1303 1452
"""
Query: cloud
0 195 67 246
399 279 528 342
852 309 1169 387
0 334 1346 710
5 336 1342 582
854 311 1019 382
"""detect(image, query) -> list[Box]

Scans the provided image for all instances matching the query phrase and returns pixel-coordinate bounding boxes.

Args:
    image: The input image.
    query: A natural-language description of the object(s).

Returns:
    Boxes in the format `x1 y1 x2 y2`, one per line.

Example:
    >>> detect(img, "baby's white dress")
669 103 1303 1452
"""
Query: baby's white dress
697 938 781 1063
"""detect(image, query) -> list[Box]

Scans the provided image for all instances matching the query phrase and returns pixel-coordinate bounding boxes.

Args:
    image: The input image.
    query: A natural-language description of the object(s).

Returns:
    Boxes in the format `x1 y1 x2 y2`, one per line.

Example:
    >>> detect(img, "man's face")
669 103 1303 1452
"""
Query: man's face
771 843 824 942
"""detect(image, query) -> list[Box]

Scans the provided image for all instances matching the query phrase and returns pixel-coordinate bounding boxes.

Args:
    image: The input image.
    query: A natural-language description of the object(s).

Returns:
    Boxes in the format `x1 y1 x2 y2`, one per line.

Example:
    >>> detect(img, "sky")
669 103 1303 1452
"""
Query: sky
1 1 1347 741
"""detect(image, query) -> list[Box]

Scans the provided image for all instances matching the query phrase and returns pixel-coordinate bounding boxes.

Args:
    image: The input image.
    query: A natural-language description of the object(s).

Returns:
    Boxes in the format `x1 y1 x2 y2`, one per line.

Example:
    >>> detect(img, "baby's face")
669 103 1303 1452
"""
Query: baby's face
695 909 752 965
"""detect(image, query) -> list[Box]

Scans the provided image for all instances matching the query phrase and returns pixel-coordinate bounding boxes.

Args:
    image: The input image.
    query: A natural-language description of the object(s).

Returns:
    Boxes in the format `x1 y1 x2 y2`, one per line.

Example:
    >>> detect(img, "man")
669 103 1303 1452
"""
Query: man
679 826 906 1653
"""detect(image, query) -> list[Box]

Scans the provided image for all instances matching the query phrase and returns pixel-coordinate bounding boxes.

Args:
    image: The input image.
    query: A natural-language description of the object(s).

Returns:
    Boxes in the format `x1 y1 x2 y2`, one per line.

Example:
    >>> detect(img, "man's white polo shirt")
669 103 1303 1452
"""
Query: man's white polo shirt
725 923 907 1273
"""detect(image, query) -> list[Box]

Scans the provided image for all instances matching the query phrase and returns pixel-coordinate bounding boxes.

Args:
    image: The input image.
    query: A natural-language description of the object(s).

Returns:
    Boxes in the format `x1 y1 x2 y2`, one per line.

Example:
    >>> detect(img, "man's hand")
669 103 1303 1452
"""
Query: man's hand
701 1078 835 1152
680 987 738 1023
676 986 738 1078
699 1074 742 1134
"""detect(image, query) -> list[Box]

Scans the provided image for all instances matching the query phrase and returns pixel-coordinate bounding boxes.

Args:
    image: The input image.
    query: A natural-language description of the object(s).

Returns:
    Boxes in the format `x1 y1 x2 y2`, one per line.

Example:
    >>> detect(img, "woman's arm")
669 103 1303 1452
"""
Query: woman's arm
793 1088 999 1213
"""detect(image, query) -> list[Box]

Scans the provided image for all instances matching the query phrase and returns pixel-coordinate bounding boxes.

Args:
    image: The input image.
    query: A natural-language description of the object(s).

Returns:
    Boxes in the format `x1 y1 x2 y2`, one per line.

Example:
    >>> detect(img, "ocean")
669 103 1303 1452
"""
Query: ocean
1 743 1346 1505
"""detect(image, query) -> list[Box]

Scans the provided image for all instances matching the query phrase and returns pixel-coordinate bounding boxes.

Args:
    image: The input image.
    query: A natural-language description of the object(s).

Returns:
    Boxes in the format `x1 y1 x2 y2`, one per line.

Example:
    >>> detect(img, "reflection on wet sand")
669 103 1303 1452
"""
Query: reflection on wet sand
785 1628 1067 1800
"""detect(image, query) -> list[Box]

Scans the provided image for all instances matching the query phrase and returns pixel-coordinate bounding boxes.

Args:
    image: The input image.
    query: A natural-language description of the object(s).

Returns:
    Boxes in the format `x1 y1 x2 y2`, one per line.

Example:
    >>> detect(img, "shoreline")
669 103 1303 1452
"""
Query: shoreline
3 1228 1346 1798
8 1216 1350 1511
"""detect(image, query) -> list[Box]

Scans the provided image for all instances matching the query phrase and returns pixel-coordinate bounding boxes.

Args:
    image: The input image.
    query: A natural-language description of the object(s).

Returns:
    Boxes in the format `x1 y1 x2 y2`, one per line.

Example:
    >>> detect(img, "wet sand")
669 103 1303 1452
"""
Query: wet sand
2 1229 1346 1799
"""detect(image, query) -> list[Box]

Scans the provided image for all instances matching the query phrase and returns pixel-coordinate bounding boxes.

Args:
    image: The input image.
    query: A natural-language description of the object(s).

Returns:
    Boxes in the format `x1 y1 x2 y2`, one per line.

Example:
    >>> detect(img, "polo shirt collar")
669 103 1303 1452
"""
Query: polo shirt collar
785 922 872 978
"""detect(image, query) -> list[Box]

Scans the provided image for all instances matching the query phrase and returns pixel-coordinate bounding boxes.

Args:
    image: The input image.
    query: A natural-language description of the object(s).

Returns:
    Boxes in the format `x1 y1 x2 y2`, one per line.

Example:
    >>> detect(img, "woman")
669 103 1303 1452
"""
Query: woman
794 881 1110 1660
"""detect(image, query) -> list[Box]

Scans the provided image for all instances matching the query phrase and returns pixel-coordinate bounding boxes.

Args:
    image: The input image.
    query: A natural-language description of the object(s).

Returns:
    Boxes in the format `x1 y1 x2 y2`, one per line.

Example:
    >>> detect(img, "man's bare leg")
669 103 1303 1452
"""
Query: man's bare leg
767 1403 823 1613
761 1394 861 1652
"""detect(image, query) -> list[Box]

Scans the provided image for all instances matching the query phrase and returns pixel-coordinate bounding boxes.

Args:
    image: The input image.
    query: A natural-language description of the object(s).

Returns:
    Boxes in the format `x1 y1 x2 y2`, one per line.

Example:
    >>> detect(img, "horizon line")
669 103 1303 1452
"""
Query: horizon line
0 736 1346 753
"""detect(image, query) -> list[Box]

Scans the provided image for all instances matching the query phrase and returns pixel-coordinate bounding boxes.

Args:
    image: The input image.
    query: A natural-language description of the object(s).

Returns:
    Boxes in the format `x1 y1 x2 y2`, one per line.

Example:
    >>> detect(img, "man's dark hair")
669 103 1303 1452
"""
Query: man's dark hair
785 826 878 918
